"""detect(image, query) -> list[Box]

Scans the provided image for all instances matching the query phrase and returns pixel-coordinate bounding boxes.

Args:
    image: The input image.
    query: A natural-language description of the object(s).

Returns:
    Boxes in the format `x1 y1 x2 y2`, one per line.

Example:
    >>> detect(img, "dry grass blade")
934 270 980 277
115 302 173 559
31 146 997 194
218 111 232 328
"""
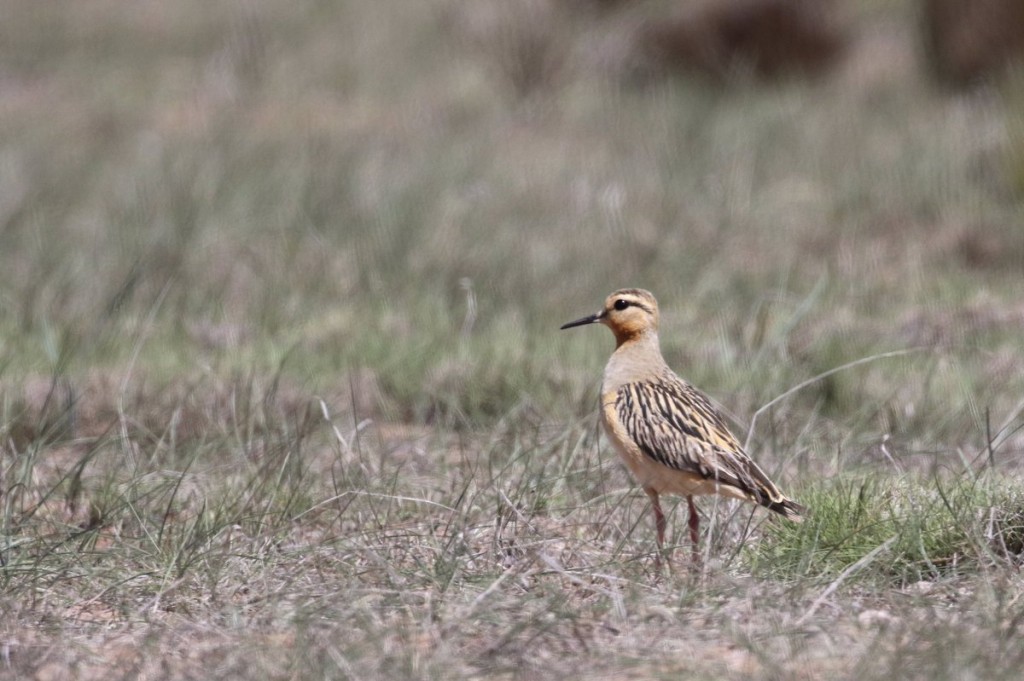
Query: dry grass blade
744 348 928 452
796 536 897 626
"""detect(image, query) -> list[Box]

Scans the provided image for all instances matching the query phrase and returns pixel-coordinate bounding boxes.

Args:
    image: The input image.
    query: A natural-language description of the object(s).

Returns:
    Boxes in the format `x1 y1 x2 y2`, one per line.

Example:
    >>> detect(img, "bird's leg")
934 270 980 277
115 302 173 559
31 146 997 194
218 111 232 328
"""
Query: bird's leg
644 487 667 569
687 495 701 565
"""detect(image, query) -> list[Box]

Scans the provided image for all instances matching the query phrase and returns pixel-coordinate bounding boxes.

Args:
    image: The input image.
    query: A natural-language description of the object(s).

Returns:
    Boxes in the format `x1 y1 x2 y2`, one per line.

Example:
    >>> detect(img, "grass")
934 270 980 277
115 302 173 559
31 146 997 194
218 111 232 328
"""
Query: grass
2 0 1024 678
754 472 1024 584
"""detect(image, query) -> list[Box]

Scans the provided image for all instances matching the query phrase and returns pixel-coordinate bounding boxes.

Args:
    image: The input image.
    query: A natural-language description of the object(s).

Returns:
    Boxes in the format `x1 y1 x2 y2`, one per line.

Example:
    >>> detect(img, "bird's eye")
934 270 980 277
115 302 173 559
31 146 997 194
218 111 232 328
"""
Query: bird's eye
614 299 630 311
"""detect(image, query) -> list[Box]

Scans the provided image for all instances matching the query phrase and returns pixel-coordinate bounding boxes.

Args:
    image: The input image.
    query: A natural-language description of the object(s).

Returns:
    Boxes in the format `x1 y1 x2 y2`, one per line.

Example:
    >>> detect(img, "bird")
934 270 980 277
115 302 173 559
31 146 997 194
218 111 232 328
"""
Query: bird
560 288 804 564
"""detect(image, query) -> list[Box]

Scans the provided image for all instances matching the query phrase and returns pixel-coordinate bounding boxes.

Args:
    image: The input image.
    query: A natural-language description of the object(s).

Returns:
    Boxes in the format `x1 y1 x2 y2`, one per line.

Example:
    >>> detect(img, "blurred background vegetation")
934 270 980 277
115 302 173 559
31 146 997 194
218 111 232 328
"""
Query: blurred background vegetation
1 0 1022 448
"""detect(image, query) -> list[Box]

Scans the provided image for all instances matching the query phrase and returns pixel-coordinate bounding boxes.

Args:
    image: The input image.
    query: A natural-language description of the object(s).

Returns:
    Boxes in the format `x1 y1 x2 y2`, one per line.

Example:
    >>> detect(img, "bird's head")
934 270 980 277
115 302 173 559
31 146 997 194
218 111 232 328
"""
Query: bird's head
560 288 660 345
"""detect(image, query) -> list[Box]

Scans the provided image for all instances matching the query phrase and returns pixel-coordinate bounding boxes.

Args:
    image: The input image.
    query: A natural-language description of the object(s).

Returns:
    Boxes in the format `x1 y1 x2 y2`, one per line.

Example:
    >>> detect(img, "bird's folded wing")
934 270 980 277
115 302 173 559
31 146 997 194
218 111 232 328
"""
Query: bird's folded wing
615 378 780 502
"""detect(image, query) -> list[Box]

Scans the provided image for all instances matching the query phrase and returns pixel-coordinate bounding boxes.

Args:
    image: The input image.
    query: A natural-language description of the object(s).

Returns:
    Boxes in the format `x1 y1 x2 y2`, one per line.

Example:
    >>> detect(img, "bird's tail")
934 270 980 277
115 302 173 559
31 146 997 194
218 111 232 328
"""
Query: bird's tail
763 496 806 522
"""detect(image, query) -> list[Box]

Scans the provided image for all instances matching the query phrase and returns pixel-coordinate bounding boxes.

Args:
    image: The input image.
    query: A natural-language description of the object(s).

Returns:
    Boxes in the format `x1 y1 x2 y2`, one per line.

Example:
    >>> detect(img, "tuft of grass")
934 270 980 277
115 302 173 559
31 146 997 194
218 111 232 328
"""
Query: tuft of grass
753 472 1024 584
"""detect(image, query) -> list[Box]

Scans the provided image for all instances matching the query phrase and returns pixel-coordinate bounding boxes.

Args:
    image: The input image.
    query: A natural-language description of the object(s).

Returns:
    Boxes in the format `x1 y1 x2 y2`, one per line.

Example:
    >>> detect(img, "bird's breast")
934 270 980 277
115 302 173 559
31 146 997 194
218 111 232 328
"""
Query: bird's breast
601 389 655 482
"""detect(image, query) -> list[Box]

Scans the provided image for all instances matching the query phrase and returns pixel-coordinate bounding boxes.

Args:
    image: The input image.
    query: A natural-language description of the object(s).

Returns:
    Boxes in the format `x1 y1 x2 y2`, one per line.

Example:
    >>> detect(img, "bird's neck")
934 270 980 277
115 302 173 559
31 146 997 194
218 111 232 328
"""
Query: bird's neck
603 330 668 392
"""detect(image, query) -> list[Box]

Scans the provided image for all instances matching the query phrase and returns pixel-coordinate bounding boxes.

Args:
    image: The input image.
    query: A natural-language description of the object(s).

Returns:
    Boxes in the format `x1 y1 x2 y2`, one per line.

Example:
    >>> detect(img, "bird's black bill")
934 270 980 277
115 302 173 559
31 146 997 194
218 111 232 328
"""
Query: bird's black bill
560 312 602 330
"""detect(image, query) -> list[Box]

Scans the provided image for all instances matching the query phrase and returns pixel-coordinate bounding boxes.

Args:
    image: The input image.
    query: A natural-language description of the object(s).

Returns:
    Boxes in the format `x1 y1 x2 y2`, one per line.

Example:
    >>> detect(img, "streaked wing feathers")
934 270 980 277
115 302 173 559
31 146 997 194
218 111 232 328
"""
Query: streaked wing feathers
615 375 784 506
